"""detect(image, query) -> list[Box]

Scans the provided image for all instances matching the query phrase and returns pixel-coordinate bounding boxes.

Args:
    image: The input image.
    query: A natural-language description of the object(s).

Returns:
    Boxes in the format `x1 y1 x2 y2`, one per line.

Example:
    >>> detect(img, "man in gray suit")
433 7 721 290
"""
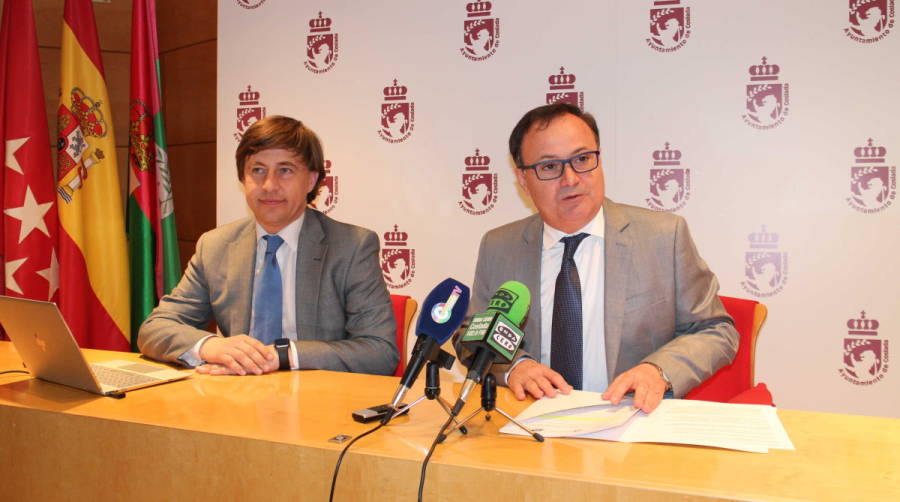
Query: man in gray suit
138 116 397 376
465 104 737 412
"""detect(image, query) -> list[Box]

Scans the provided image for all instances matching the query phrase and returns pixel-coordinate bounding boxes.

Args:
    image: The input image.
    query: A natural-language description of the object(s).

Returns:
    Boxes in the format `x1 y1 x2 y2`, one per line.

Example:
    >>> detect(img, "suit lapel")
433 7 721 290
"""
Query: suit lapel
296 209 326 340
603 199 632 379
228 220 257 336
521 214 544 357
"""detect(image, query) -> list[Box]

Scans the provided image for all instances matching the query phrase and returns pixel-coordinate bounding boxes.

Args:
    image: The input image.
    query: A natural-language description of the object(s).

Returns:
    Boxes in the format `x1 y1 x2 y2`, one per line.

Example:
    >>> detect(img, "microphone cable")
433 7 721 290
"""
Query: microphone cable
0 369 29 375
417 413 455 502
328 421 385 502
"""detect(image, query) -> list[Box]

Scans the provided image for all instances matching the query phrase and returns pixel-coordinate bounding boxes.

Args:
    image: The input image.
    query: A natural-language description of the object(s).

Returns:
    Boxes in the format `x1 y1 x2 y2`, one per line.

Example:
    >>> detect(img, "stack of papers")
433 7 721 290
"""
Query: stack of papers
500 390 794 453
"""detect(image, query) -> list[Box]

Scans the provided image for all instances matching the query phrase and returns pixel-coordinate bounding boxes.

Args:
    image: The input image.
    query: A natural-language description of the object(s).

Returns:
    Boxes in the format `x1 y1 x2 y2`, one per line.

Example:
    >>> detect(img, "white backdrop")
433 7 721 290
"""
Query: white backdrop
217 0 899 417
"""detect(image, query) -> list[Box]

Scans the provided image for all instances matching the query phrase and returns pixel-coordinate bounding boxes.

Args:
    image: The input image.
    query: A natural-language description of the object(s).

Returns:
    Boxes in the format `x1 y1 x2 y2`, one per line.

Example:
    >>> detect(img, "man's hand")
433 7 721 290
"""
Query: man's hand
507 359 573 400
602 362 667 413
197 335 277 376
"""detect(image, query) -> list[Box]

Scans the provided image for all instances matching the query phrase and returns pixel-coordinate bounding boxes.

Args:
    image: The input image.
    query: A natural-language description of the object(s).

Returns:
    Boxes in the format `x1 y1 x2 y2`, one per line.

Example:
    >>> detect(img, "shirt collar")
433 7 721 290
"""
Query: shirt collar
255 212 304 253
542 205 605 251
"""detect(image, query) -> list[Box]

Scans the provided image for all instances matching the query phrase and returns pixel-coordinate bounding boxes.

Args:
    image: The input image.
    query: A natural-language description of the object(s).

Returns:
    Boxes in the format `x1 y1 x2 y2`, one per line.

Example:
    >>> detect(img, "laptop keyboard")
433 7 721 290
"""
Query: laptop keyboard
91 365 160 388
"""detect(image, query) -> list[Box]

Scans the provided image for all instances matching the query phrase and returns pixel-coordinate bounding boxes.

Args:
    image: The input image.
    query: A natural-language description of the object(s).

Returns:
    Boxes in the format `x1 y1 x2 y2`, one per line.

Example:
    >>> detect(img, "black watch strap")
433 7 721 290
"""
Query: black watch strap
274 338 291 371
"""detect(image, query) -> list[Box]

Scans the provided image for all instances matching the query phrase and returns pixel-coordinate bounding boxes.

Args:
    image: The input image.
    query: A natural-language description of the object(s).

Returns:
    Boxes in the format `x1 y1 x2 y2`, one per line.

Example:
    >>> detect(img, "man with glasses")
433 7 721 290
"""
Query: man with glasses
461 103 737 413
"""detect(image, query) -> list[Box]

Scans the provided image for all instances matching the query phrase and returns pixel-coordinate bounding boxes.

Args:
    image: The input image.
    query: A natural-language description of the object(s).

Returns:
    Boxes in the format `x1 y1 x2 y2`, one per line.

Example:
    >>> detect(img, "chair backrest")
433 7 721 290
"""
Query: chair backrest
389 295 418 377
684 295 767 402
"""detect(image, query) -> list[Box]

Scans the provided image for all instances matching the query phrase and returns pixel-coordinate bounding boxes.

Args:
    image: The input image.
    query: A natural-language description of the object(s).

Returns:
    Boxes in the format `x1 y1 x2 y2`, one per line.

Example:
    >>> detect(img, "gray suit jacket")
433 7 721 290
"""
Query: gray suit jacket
465 199 738 397
137 208 398 375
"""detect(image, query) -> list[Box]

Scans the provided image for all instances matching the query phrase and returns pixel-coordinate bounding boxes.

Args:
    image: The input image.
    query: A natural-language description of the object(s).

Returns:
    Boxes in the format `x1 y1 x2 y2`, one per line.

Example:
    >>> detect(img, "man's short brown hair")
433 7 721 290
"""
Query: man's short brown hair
235 115 326 203
508 103 600 166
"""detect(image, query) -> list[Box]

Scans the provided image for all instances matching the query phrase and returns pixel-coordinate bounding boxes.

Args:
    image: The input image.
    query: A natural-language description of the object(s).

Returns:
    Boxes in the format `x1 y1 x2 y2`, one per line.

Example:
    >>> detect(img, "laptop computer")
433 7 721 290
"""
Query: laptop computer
0 295 189 396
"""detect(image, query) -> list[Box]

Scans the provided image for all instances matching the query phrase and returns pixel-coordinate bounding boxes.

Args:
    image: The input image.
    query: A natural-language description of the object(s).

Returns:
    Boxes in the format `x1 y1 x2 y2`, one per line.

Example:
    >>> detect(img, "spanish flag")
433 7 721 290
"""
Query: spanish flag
56 0 129 350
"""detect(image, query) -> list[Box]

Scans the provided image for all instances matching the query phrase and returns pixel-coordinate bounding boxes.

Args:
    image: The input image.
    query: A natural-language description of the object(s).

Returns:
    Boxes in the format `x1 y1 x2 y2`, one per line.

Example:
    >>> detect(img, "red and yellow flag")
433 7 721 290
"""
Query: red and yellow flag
0 0 59 320
56 0 129 350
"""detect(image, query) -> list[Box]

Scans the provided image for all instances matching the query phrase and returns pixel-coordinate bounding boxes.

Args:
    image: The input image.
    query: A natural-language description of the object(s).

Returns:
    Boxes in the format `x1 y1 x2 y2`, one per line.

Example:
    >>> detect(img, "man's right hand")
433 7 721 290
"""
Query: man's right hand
507 359 573 400
198 335 276 376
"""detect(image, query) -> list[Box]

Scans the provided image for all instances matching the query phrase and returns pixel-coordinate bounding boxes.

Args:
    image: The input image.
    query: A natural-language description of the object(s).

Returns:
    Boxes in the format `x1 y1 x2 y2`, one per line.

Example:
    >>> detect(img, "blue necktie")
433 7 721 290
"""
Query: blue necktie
252 234 284 345
551 233 589 390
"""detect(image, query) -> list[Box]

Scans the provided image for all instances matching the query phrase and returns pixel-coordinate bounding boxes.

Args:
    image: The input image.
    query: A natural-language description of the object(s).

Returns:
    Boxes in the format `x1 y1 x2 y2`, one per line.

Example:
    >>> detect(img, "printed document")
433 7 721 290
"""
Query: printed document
500 391 794 453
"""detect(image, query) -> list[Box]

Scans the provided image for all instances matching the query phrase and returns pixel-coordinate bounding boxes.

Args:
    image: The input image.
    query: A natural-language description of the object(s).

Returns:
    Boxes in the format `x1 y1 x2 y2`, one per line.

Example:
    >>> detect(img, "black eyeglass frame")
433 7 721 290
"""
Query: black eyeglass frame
517 150 601 181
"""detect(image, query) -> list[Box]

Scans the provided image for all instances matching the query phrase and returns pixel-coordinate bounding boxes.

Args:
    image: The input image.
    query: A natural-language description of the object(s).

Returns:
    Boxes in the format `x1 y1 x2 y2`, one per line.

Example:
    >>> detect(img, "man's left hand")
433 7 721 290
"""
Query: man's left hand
196 345 280 375
602 362 667 413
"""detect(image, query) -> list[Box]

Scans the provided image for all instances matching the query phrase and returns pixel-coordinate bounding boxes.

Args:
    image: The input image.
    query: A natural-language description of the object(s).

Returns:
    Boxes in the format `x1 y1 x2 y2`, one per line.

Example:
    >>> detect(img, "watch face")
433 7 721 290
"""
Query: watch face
275 338 290 348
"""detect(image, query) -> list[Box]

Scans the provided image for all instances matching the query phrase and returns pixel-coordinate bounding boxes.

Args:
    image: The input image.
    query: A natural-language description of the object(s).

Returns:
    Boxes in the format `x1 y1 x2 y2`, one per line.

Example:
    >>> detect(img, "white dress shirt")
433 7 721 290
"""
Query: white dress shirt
539 207 607 392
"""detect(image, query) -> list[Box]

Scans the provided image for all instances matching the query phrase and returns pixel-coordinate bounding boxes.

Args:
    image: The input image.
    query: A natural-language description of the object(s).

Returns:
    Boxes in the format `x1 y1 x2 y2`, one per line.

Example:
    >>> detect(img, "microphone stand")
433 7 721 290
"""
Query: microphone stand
388 351 468 435
439 373 543 443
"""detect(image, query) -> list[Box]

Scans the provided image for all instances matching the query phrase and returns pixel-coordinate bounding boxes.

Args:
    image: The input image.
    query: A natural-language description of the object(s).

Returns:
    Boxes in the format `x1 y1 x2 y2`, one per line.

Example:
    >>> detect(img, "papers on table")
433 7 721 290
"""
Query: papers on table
500 390 795 453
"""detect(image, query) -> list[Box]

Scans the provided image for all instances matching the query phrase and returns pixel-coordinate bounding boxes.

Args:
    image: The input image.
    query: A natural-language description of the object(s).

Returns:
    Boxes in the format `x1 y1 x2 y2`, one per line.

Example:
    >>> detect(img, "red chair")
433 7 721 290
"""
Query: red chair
684 296 774 405
389 295 418 377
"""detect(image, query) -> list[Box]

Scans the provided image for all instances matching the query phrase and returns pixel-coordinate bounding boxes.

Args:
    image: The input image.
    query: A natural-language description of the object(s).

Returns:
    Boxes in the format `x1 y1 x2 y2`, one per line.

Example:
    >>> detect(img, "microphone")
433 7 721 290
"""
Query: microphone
451 281 530 416
386 278 470 411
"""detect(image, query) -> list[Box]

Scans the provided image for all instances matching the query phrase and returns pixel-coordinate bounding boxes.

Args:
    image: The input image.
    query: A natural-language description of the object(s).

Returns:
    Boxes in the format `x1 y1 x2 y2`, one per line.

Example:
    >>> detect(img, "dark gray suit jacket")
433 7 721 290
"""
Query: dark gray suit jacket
137 208 398 375
465 199 738 397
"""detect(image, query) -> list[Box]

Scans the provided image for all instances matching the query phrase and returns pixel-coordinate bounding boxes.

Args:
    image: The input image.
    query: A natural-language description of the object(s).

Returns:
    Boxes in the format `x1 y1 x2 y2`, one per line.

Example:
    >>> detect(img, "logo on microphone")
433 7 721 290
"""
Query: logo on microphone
646 142 690 212
381 224 415 289
845 0 894 43
304 11 339 74
431 285 463 324
545 67 584 110
742 57 789 130
646 0 691 53
459 148 498 215
740 225 788 297
310 160 339 214
488 319 523 361
847 138 896 213
378 79 415 143
460 1 500 61
840 310 889 385
234 85 266 142
488 287 518 314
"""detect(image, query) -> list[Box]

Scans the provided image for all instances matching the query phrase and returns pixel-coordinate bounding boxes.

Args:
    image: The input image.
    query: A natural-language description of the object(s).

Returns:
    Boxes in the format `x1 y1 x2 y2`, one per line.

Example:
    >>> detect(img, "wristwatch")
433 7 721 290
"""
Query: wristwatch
274 338 291 371
644 361 672 391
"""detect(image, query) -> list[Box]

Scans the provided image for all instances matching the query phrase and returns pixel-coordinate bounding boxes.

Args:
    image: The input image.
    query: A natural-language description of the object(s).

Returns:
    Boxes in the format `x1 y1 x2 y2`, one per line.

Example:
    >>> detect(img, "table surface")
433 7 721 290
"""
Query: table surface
0 341 897 501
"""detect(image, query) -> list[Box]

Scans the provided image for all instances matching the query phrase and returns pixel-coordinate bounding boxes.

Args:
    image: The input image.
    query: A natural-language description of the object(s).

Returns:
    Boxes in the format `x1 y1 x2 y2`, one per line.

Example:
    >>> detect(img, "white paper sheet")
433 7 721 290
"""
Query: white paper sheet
501 392 795 453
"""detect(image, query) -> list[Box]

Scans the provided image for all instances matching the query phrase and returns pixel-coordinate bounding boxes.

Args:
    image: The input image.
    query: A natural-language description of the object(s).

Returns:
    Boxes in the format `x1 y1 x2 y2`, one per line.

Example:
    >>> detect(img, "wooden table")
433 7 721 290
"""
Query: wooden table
0 341 897 501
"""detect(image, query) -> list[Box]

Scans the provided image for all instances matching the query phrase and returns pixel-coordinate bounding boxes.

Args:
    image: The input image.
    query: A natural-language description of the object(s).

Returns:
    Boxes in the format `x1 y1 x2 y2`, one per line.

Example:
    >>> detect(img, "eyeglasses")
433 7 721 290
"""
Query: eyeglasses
518 150 601 181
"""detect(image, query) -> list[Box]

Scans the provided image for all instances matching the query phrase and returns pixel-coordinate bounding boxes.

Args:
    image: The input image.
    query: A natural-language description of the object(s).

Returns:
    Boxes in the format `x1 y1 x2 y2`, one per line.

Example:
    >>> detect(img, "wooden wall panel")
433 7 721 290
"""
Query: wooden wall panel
160 41 217 145
156 0 216 53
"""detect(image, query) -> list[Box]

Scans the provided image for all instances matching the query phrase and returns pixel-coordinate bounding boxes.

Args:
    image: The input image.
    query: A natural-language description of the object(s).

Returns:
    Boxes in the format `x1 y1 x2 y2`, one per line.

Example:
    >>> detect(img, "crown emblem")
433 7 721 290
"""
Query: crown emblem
383 79 408 101
466 1 492 16
239 85 260 105
847 310 880 335
465 148 491 171
652 142 682 165
384 225 408 246
749 57 780 81
323 160 332 174
70 88 108 138
549 67 576 90
310 11 332 32
854 138 887 163
654 0 681 6
748 225 779 249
